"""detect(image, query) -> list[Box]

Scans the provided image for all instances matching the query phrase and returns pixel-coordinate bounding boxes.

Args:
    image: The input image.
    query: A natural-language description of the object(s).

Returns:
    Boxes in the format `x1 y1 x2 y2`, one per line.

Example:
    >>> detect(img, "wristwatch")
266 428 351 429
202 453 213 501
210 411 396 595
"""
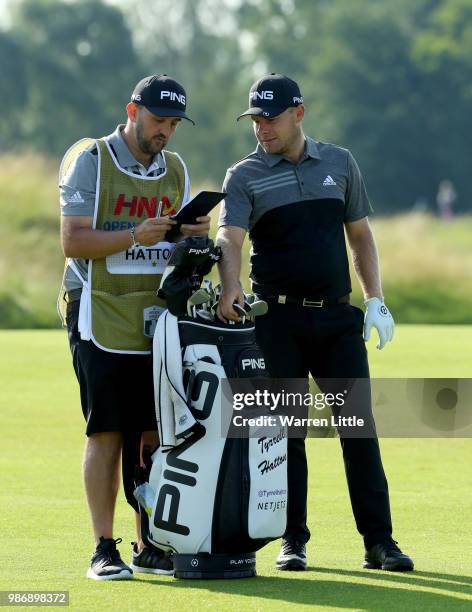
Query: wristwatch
130 226 139 248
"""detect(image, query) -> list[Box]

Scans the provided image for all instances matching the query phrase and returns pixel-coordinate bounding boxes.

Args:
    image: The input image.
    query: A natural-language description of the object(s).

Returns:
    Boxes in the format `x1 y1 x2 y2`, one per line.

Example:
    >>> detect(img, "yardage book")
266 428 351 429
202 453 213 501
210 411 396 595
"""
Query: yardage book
165 190 225 241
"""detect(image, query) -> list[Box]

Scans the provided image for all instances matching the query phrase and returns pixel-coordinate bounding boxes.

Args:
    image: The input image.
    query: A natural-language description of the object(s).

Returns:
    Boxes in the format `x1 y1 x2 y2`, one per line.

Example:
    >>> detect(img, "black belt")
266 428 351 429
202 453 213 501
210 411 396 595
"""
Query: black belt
258 293 350 308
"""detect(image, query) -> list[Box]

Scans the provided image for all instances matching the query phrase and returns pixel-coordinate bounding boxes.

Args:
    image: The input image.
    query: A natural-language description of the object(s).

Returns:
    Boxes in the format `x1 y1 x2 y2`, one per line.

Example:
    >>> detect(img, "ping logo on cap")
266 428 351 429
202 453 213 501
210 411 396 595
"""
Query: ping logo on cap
250 90 274 101
237 73 303 121
130 74 195 123
161 90 186 104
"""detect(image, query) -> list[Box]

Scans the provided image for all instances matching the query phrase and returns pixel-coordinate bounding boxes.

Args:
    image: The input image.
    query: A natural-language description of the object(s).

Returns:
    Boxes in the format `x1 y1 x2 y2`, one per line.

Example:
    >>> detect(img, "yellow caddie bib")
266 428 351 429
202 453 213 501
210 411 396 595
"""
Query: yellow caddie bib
88 139 187 353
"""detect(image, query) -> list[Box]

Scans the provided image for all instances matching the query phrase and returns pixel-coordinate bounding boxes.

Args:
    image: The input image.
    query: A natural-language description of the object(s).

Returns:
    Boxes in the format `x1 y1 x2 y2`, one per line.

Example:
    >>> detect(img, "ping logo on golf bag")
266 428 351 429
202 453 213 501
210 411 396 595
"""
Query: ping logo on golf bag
184 369 219 420
237 348 267 378
153 369 219 536
153 426 205 535
242 358 265 371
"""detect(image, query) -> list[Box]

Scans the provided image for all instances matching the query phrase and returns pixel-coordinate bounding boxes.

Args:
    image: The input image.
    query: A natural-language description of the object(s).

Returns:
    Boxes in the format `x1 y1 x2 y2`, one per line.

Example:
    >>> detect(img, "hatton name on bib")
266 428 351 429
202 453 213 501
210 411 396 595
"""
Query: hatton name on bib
106 242 174 274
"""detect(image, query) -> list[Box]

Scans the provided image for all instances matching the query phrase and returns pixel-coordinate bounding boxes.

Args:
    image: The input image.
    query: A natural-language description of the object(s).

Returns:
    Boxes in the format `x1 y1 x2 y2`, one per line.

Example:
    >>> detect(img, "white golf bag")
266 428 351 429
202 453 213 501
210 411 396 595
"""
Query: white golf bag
136 311 288 579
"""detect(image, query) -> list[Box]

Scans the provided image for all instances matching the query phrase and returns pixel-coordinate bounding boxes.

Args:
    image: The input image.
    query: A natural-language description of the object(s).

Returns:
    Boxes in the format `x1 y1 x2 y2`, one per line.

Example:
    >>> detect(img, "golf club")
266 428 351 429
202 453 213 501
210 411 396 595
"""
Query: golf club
187 288 212 317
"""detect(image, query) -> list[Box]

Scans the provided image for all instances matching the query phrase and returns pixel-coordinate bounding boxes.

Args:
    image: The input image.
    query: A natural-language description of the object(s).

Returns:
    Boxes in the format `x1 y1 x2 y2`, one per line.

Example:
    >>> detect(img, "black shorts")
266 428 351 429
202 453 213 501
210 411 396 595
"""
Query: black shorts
66 300 157 436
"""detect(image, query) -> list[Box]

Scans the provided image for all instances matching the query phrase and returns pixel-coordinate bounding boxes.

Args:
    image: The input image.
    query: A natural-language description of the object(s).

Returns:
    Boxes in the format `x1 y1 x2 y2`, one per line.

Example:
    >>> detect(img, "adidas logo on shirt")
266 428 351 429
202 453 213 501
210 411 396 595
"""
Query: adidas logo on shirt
322 175 336 186
68 190 85 203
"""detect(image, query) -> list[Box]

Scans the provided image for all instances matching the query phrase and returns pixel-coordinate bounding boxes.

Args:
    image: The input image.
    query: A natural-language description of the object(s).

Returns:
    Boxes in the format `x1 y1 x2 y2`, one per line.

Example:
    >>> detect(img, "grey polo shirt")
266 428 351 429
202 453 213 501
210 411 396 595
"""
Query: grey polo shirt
60 125 171 291
218 137 373 297
219 137 372 231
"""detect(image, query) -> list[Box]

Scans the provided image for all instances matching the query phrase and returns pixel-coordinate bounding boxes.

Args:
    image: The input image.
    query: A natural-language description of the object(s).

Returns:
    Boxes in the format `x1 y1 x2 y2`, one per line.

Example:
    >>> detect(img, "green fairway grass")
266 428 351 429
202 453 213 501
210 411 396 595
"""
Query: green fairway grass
0 328 471 611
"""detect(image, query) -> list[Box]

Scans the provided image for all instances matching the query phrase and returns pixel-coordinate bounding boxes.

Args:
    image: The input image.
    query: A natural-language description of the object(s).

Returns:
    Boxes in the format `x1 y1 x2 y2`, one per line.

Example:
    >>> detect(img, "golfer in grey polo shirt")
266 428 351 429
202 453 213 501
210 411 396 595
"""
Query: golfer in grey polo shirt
216 73 413 573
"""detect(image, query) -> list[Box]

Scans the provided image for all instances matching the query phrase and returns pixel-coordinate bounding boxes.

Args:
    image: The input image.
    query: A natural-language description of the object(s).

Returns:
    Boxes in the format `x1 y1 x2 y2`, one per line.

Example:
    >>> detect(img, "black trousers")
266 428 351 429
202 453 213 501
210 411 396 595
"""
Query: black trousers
255 301 392 549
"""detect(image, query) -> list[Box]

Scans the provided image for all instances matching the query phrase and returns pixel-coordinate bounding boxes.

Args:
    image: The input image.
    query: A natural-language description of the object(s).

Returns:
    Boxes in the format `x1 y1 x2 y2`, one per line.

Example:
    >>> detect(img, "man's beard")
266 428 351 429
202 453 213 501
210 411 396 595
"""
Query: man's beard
135 121 166 156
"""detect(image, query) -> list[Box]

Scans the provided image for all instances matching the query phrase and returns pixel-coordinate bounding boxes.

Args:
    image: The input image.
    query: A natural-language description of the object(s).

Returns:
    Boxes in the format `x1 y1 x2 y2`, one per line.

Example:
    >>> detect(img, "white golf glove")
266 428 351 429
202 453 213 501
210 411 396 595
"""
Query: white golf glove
363 297 395 350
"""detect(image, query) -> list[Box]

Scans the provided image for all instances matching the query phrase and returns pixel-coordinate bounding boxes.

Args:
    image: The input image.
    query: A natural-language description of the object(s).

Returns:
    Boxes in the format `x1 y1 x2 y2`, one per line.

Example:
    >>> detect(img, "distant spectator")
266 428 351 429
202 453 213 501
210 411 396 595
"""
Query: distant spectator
436 180 456 221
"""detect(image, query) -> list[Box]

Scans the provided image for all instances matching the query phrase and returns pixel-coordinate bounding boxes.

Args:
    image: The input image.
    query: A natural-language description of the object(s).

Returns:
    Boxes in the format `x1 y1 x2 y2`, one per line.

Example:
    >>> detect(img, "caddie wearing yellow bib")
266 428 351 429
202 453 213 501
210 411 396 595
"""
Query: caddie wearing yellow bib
59 75 210 580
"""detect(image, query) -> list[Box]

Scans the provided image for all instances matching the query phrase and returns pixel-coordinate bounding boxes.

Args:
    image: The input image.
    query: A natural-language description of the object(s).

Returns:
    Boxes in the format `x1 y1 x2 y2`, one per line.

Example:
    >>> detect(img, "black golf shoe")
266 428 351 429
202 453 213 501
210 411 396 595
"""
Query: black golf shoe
364 539 414 571
276 539 307 571
130 542 174 575
86 537 133 580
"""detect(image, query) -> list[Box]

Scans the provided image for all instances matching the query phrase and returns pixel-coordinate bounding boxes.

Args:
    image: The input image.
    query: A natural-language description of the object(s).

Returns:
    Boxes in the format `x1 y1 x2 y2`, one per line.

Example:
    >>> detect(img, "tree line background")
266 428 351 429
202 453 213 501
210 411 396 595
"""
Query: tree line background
1 0 471 213
1 0 471 327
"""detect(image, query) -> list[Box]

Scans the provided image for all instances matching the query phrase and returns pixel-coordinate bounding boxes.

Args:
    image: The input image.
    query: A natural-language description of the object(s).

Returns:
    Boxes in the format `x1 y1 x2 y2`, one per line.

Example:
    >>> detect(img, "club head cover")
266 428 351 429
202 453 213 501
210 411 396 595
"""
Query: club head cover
158 237 222 316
